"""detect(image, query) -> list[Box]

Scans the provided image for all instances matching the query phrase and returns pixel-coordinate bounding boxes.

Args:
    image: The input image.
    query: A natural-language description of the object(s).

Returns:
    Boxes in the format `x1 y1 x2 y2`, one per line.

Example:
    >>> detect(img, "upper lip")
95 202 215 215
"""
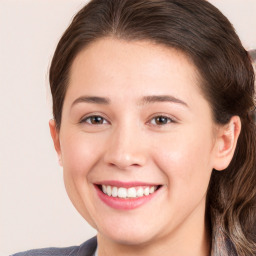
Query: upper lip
95 180 162 188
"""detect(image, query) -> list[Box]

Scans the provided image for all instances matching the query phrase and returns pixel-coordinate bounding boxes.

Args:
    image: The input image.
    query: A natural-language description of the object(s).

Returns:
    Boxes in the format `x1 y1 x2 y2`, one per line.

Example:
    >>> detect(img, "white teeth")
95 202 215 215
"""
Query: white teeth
102 185 107 194
118 187 127 198
112 187 118 197
107 185 112 196
144 187 150 196
127 187 137 198
149 186 155 194
136 187 144 197
101 185 158 198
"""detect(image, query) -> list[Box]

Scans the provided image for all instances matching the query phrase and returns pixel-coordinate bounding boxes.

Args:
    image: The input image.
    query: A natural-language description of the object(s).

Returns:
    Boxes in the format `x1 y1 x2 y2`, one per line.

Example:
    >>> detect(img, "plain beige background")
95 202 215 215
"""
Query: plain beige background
1 1 255 255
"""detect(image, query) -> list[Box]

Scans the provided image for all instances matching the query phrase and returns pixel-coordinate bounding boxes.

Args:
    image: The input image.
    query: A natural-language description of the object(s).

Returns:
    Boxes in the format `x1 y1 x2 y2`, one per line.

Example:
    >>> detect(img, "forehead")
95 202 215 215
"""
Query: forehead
66 37 203 105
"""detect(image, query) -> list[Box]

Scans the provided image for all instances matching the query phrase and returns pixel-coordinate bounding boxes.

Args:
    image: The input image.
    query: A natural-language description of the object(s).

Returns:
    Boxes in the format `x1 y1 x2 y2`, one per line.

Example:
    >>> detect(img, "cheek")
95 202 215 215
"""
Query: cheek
59 132 104 228
60 132 103 177
59 132 100 203
152 128 214 200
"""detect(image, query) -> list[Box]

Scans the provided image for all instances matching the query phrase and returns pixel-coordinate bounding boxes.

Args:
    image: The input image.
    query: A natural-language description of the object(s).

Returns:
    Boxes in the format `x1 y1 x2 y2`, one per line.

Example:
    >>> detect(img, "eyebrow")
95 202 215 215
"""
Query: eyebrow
71 96 110 107
139 95 188 107
71 95 188 108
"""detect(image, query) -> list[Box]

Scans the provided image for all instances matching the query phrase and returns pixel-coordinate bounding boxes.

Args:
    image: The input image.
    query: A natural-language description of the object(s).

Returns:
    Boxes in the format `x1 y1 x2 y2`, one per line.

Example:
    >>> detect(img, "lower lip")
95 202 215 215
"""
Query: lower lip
95 185 161 210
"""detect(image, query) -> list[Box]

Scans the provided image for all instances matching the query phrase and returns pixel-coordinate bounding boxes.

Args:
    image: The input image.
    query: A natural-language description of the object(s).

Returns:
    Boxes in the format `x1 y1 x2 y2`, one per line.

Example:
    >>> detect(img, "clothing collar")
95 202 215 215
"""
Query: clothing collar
77 236 97 256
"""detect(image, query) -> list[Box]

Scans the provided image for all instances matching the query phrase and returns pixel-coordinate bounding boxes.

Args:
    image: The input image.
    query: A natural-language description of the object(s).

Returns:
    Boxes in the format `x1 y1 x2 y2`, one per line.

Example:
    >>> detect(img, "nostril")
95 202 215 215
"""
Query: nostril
107 162 142 170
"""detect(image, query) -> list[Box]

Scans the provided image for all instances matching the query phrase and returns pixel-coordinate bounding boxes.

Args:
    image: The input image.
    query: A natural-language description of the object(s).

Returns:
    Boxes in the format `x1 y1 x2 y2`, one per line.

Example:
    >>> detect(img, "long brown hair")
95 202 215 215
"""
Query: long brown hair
49 0 256 255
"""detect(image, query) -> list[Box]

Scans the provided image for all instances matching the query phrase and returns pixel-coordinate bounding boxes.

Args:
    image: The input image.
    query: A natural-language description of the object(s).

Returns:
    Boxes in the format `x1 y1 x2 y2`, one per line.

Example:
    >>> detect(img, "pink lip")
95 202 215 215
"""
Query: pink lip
94 182 162 210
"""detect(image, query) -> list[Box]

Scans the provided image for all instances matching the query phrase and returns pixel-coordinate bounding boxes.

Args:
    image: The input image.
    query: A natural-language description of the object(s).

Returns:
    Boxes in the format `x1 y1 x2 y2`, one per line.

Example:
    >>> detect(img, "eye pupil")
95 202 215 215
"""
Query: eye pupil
155 116 168 125
91 116 103 124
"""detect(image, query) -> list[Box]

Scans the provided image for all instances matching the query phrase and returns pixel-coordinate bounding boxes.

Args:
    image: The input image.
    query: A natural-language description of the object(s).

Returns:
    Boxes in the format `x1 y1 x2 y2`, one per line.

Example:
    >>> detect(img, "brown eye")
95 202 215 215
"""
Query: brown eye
150 116 174 125
82 115 108 125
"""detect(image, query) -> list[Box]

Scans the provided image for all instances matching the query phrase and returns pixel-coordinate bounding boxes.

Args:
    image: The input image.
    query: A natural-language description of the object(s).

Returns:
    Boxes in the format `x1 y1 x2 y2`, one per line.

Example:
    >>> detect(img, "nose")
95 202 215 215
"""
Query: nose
103 124 147 170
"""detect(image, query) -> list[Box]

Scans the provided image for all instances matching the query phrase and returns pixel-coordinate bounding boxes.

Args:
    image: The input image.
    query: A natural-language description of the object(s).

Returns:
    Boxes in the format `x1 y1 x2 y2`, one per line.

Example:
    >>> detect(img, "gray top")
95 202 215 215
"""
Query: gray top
11 236 97 256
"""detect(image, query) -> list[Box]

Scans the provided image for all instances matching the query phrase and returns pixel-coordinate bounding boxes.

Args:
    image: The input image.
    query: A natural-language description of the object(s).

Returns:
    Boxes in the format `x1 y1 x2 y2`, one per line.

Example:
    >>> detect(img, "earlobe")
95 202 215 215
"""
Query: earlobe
213 116 241 171
49 119 63 166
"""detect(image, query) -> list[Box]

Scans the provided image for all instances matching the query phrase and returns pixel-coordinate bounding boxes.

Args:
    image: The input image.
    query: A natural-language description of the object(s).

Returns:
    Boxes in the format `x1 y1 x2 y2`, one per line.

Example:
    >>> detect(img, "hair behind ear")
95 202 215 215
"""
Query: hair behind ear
207 117 256 256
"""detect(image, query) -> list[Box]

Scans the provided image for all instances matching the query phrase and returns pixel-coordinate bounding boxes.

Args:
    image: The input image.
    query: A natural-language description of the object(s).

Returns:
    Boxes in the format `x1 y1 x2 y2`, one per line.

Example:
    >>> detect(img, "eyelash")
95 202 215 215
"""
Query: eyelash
80 114 176 126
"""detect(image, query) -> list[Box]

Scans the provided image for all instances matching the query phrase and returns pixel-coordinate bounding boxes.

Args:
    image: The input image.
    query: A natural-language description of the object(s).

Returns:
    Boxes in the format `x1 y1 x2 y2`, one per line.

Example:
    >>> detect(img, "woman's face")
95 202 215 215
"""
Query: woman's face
52 38 220 245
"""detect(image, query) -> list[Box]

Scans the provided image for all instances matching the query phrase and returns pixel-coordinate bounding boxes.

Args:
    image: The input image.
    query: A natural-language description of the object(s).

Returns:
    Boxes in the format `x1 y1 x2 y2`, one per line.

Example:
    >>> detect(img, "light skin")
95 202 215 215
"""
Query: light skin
49 37 241 256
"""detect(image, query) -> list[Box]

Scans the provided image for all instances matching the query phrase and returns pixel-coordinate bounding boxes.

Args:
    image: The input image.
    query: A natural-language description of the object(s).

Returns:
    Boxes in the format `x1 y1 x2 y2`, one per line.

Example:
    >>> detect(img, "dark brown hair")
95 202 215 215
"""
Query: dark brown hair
49 0 256 255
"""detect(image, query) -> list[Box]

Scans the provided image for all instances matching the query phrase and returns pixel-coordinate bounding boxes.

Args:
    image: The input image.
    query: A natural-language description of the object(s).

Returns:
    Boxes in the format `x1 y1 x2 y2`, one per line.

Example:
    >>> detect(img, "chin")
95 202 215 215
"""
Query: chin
105 232 155 246
97 219 160 246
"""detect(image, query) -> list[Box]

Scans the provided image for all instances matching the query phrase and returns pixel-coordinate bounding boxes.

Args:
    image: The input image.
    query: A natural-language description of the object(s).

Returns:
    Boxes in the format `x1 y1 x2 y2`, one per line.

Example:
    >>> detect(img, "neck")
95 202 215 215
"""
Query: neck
97 202 211 256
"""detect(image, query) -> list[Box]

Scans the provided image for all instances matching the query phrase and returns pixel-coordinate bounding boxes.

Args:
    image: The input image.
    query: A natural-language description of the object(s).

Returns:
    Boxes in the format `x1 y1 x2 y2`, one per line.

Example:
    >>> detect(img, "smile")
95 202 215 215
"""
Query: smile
101 185 159 199
95 182 163 210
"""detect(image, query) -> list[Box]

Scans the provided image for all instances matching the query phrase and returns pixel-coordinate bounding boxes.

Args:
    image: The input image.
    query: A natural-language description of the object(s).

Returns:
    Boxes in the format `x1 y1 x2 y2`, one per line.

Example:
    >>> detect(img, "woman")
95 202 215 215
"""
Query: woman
13 0 256 255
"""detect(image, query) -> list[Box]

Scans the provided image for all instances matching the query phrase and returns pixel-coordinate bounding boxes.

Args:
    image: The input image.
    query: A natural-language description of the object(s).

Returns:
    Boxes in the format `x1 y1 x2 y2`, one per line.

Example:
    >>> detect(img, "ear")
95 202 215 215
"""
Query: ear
49 119 63 166
213 116 241 171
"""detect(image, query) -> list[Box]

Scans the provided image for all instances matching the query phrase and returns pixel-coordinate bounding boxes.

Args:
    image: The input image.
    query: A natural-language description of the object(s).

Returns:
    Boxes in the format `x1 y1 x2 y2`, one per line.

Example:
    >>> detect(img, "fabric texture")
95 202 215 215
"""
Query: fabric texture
10 236 97 256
